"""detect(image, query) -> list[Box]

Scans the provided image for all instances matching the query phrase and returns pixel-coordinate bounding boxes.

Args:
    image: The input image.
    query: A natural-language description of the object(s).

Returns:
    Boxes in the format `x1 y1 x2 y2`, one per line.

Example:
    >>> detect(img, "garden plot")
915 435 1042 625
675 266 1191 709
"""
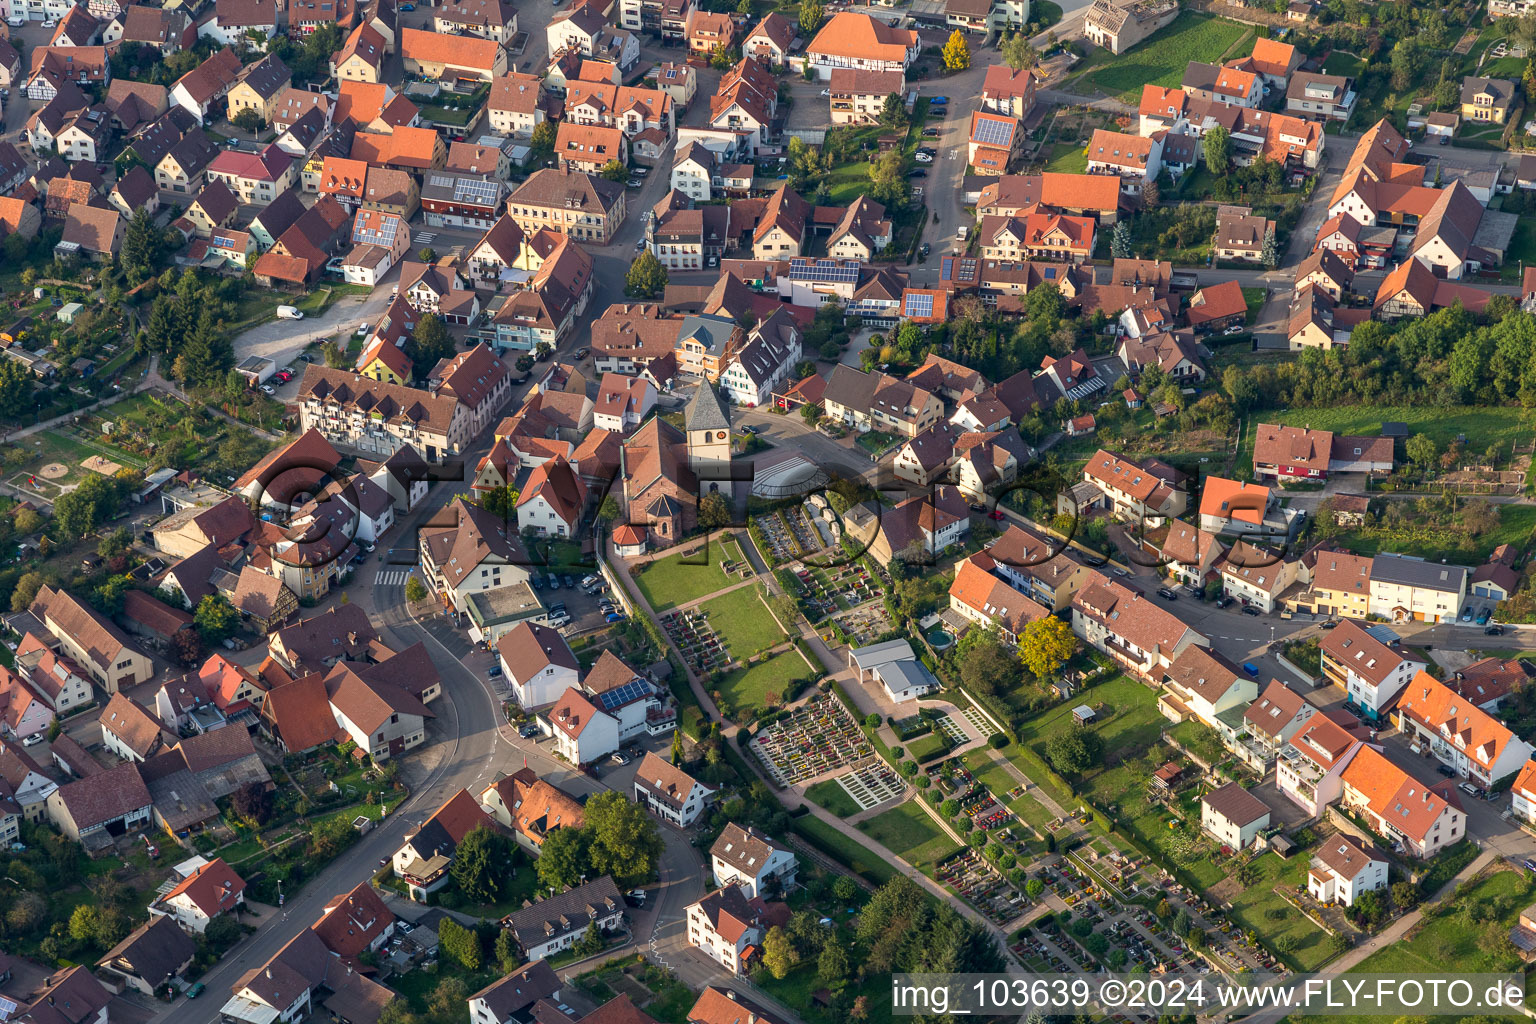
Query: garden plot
836 759 907 811
749 694 872 786
659 608 736 676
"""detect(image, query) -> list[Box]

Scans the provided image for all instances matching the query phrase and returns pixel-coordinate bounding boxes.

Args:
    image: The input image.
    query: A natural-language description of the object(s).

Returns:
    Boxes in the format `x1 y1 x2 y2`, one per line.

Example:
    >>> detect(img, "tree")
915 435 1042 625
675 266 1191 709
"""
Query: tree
68 905 103 944
799 0 824 35
11 571 48 613
321 340 347 368
670 731 685 764
710 43 733 69
1261 227 1279 270
405 577 428 603
761 925 798 979
426 977 468 1024
378 1003 421 1024
1110 219 1132 259
194 593 239 645
818 939 850 984
1406 433 1437 472
800 401 822 425
582 792 663 884
418 247 439 263
92 575 131 616
1018 615 1077 681
1000 31 1039 71
574 920 605 956
597 495 621 523
204 914 243 953
1391 881 1420 909
867 148 907 205
12 508 42 535
231 781 274 825
408 313 454 380
481 484 519 522
1203 126 1230 171
698 491 731 528
232 107 265 134
494 927 522 973
960 629 1022 695
536 825 590 890
1045 729 1101 775
878 92 907 129
833 875 858 902
942 30 971 71
625 250 669 298
1025 878 1044 899
120 208 164 282
598 159 628 182
451 825 518 904
309 815 355 859
531 120 557 153
438 919 482 970
1142 179 1160 210
53 472 127 539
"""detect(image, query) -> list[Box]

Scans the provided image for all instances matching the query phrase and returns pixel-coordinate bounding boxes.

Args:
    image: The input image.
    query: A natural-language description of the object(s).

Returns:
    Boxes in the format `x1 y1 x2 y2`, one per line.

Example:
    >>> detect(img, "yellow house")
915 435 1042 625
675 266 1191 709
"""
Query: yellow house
332 23 387 84
359 340 413 384
226 54 291 124
1460 76 1515 125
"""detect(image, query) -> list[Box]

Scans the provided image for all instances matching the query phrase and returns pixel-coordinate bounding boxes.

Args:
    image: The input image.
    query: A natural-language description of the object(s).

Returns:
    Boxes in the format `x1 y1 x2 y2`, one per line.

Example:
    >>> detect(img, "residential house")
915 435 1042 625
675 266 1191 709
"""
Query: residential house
686 884 765 976
401 27 507 82
803 12 918 79
468 961 563 1024
1395 670 1534 786
1461 76 1516 125
97 917 196 996
632 751 716 826
1083 0 1179 53
1200 782 1271 850
1071 572 1208 681
1214 207 1273 263
45 760 153 842
1286 71 1357 121
391 788 495 898
496 622 580 710
479 766 584 853
1368 552 1468 624
829 68 903 125
148 856 246 933
504 877 624 960
1158 645 1256 734
31 585 152 693
968 111 1022 176
946 552 1049 644
1084 128 1161 189
1320 619 1425 721
710 822 796 897
507 168 627 245
169 47 242 123
1308 835 1388 907
1275 713 1365 816
226 53 291 123
1078 448 1188 525
434 0 519 43
325 663 434 761
1339 744 1464 858
59 204 124 260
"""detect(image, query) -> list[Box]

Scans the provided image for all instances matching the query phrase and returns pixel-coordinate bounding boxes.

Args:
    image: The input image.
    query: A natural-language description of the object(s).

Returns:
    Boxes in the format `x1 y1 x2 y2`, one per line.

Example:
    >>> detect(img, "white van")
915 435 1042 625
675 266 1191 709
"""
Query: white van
276 305 304 320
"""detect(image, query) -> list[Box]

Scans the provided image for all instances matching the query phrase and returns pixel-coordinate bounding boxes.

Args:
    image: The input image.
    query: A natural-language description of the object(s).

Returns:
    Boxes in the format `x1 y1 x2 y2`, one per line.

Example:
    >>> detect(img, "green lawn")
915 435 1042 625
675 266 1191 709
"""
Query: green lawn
1013 675 1164 756
1220 852 1336 972
858 801 959 868
805 778 862 817
1240 406 1536 473
907 731 951 762
630 536 743 611
716 647 815 716
1243 286 1266 323
700 585 786 658
1502 217 1536 280
791 814 898 885
1321 52 1367 77
1074 13 1252 102
1041 142 1088 174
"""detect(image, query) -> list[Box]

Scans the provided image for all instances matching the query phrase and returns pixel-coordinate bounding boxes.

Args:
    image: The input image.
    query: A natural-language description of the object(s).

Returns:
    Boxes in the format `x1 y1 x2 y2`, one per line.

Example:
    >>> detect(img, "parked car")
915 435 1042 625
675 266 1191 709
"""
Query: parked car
922 127 940 136
1460 609 1474 622
488 665 502 678
1156 587 1178 601
1486 624 1505 636
399 2 414 8
562 575 575 588
988 509 1005 520
1216 595 1235 608
1436 764 1456 778
627 179 644 188
1241 662 1259 678
1319 619 1338 629
1476 608 1492 625
259 384 276 395
1458 782 1484 799
908 168 927 178
605 612 626 623
520 723 540 738
914 151 934 163
276 305 304 320
186 983 205 1000
1222 325 1244 335
547 574 560 590
1241 605 1261 616
930 96 948 105
574 347 590 360
610 751 630 765
21 732 43 747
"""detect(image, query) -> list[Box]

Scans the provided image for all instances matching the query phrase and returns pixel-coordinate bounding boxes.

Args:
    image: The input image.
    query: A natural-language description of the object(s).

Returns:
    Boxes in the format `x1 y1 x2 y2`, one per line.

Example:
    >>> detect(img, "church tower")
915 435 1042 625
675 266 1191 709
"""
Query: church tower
685 382 732 496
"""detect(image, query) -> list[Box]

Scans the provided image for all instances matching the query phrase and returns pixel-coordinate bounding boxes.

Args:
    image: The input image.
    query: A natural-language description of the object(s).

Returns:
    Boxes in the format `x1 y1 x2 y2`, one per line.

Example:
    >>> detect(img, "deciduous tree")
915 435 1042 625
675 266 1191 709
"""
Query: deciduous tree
450 824 518 904
761 925 798 979
942 30 971 71
194 593 239 644
625 251 669 298
1018 615 1077 681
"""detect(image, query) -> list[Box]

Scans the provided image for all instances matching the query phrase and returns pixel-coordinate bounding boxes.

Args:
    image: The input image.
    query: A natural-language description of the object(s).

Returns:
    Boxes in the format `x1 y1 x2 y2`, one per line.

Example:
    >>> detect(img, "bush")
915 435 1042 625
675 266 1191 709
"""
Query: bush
989 733 1010 749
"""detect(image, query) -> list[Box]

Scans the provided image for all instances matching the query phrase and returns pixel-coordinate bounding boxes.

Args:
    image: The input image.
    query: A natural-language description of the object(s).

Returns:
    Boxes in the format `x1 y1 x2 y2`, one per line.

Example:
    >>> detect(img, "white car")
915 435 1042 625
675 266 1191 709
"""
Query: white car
21 733 44 746
276 305 304 320
1222 325 1245 335
955 227 968 241
41 17 57 27
5 16 23 26
914 151 933 163
259 384 276 395
820 89 831 97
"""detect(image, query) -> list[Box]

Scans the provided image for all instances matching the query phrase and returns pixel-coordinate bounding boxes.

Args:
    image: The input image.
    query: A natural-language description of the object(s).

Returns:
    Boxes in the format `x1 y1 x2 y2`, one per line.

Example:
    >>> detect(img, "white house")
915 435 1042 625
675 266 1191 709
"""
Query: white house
147 857 245 934
504 877 625 960
592 373 656 433
1307 835 1387 908
1319 620 1425 721
1395 671 1534 788
325 667 433 762
1510 761 1536 827
514 459 586 539
1339 745 1463 859
497 622 580 710
1275 715 1363 817
710 822 796 897
632 751 717 827
546 687 621 766
1158 645 1256 733
468 961 563 1024
846 638 941 703
685 884 763 975
1200 782 1271 850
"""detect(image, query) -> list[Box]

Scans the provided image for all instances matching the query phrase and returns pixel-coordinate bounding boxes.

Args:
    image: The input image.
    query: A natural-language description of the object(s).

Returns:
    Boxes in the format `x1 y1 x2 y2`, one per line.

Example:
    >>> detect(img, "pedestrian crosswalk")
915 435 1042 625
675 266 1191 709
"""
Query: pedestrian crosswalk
412 231 438 245
374 569 413 586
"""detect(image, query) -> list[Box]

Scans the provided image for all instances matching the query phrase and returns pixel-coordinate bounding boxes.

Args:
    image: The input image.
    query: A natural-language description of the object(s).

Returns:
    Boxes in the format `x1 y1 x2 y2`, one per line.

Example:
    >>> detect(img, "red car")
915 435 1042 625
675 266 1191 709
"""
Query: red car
988 509 1006 521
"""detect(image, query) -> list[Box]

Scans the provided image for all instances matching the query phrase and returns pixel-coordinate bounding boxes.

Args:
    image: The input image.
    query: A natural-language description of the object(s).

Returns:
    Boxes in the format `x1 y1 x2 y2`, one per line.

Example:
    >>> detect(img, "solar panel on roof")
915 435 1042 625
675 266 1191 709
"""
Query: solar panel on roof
597 679 650 709
904 292 933 318
454 177 502 206
973 116 1015 148
788 257 859 283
